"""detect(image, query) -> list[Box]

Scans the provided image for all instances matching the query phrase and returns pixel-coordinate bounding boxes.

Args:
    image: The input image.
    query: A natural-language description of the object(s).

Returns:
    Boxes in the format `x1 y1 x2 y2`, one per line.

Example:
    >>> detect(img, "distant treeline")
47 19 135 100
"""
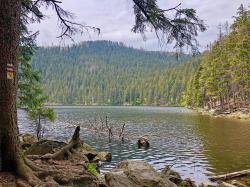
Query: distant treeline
32 40 195 106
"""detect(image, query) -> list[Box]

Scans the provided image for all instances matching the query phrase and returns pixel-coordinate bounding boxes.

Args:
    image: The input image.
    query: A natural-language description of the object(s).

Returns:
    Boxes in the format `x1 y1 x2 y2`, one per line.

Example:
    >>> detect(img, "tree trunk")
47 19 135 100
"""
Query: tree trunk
0 0 21 172
37 114 41 140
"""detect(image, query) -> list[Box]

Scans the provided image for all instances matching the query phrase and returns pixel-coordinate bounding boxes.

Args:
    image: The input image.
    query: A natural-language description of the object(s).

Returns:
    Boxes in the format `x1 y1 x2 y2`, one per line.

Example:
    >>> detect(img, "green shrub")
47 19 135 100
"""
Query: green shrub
87 163 98 176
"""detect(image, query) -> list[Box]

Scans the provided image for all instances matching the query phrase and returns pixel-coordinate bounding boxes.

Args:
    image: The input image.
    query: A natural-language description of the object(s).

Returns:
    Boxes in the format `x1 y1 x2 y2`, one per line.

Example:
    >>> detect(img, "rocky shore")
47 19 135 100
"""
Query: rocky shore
18 133 249 187
195 108 250 121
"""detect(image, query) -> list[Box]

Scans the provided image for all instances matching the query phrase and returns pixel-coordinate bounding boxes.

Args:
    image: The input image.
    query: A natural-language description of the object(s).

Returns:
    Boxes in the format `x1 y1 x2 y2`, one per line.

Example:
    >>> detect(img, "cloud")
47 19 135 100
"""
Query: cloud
29 0 249 51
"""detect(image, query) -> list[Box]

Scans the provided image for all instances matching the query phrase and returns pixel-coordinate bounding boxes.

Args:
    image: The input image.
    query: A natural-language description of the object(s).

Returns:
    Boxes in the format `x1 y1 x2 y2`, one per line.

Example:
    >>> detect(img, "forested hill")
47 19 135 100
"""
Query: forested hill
185 5 250 113
32 40 196 105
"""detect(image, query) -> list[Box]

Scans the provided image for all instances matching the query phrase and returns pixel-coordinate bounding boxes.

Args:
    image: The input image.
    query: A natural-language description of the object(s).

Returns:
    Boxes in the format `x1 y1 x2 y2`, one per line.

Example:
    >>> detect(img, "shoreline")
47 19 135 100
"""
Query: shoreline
44 105 250 121
45 104 183 107
195 108 250 121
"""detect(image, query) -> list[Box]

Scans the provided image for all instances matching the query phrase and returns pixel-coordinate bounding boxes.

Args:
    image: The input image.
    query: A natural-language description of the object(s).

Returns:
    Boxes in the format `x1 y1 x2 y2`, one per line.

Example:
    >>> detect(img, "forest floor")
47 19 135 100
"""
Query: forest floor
0 172 17 186
0 127 107 187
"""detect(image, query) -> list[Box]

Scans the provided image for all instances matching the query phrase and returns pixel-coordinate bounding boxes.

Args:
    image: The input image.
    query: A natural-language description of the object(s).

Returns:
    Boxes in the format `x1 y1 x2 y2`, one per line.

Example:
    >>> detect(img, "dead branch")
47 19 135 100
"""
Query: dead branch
210 169 250 181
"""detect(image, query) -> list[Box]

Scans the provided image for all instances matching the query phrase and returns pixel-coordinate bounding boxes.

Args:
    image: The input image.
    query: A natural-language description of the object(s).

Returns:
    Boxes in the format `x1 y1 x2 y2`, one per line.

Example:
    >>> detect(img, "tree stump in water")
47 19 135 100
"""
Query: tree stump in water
137 137 150 149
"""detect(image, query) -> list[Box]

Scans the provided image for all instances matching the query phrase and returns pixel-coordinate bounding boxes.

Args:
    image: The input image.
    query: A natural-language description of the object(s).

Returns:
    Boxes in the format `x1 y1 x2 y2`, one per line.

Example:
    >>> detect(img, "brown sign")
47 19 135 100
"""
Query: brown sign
7 63 14 80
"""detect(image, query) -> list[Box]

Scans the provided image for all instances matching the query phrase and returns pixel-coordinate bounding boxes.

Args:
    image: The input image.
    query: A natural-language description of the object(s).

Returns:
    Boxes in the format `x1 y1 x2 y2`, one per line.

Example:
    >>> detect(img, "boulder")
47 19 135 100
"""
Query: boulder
83 151 98 162
181 178 197 187
25 139 67 155
95 152 112 162
161 166 182 185
81 143 95 151
80 143 112 162
105 160 177 187
80 143 98 162
19 133 37 149
105 170 134 187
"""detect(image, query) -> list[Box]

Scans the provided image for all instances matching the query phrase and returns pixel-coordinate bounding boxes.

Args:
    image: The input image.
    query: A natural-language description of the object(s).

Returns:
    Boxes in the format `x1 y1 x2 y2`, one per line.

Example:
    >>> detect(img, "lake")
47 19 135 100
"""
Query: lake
18 106 250 184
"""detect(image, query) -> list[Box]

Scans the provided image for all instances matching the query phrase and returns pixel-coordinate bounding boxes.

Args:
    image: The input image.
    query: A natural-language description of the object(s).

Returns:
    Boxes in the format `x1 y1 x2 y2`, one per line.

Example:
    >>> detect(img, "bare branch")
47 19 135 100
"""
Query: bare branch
158 3 182 12
21 0 100 41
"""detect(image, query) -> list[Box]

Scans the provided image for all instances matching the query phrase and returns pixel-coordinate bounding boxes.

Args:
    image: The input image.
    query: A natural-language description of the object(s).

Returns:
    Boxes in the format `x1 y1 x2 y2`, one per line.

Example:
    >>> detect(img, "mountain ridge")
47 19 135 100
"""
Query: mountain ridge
32 40 197 105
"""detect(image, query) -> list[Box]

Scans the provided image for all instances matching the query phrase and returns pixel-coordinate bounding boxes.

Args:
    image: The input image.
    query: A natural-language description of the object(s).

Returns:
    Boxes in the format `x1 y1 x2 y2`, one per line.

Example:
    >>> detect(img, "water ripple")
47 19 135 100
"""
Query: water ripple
18 107 250 185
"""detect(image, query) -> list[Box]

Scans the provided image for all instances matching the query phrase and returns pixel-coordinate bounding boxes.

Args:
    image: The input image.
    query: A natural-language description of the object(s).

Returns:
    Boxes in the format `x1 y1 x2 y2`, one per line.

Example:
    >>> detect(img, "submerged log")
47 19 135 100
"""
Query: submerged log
210 169 250 181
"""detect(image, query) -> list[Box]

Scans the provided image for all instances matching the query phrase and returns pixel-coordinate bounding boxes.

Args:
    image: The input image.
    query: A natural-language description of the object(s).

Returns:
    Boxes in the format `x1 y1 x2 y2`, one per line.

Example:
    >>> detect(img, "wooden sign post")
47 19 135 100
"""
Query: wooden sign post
7 63 14 80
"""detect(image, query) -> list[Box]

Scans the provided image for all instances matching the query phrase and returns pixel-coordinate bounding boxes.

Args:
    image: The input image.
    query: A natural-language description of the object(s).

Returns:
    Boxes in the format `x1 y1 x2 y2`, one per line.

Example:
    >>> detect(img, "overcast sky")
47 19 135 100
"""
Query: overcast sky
29 0 249 51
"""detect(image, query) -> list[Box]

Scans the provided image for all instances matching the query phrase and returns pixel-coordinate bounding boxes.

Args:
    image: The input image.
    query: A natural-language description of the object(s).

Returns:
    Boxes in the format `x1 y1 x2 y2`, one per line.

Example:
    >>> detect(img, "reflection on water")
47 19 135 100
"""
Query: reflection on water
18 106 250 184
193 115 250 174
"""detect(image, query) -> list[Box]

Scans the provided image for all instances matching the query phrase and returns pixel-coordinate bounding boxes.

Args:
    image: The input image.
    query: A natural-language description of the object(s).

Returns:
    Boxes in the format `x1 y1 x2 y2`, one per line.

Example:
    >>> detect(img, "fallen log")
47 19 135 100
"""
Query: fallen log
219 182 237 187
210 169 250 181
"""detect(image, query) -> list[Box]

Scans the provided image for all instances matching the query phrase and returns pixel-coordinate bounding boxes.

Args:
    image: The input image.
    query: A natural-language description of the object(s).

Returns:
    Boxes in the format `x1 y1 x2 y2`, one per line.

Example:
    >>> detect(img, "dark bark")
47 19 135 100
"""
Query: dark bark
37 114 41 140
0 1 41 185
0 0 21 172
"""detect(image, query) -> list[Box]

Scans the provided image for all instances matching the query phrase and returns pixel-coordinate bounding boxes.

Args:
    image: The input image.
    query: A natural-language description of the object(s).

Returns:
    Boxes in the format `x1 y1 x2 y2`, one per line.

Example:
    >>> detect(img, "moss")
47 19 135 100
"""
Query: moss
24 139 66 155
87 163 98 176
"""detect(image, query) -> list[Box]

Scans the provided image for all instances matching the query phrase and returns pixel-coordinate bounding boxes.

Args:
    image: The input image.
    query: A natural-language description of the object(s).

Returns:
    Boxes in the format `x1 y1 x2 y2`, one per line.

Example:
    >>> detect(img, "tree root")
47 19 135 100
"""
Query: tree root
16 157 42 186
14 126 101 187
27 126 81 161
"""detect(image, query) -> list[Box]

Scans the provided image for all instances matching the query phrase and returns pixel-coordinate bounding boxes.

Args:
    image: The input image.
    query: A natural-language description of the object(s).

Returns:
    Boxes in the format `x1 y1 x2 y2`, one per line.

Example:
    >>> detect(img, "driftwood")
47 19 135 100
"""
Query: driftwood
210 169 250 181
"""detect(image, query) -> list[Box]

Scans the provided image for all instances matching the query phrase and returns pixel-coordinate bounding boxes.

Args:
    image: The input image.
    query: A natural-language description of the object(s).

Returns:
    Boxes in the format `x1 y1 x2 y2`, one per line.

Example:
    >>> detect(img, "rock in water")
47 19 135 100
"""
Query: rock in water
105 160 177 187
96 152 112 162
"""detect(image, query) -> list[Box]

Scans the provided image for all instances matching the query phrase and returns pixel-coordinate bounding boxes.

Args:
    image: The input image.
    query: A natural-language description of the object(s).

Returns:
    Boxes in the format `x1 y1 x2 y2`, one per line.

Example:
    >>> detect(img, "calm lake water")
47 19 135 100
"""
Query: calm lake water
18 106 250 184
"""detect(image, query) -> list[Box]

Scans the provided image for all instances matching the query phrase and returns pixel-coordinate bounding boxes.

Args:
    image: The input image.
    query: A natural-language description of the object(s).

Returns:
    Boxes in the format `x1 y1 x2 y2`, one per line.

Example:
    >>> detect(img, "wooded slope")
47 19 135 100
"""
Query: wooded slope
32 41 197 106
185 6 250 113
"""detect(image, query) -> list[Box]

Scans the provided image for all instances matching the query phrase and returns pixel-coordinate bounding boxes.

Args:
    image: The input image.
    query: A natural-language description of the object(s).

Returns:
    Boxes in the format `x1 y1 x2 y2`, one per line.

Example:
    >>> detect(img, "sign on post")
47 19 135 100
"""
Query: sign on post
7 63 14 80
